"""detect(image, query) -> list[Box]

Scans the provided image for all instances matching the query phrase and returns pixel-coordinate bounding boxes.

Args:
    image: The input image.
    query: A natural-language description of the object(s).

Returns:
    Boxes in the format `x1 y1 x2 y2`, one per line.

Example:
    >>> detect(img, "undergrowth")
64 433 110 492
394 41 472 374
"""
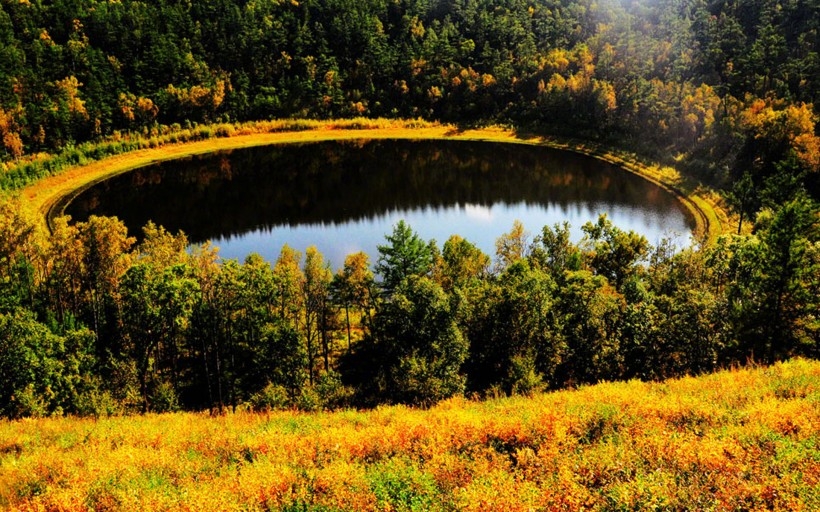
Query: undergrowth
1 358 818 511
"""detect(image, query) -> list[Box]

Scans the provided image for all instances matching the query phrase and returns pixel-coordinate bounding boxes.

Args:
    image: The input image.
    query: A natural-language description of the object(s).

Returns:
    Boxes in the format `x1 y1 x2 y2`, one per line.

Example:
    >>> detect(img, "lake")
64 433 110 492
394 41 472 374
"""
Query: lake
64 139 694 269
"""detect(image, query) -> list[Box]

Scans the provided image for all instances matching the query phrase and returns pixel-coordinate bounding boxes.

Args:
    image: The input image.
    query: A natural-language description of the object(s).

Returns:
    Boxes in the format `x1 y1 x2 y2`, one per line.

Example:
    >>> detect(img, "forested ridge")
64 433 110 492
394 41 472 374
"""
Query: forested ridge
1 0 820 194
0 0 818 416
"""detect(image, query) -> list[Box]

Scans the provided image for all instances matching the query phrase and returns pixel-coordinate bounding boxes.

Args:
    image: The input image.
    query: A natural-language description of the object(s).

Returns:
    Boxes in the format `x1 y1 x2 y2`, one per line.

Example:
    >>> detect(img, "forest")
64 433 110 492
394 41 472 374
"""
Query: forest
0 0 818 416
1 0 819 197
0 198 817 416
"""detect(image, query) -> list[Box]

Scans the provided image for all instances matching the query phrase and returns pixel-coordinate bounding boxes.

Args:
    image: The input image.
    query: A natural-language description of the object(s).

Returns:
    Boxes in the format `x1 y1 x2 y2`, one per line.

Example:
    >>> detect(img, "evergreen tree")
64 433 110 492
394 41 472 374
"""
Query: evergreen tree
376 220 433 296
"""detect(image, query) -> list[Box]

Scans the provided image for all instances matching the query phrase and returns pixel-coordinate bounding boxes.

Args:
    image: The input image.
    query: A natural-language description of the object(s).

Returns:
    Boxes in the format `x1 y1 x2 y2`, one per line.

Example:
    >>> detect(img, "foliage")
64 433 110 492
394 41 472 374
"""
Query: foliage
0 0 819 419
1 188 819 416
376 220 434 296
369 275 468 406
1 359 819 510
1 0 819 206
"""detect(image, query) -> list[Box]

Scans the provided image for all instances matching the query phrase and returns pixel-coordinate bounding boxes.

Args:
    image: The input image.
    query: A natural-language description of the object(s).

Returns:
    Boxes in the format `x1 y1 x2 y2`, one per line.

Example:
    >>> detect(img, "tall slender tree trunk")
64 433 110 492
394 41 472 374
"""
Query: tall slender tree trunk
345 304 351 352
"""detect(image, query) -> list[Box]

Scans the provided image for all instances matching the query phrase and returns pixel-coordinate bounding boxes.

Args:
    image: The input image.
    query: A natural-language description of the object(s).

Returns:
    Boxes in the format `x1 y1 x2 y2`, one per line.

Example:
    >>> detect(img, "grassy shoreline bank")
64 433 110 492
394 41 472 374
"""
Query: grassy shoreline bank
9 120 726 243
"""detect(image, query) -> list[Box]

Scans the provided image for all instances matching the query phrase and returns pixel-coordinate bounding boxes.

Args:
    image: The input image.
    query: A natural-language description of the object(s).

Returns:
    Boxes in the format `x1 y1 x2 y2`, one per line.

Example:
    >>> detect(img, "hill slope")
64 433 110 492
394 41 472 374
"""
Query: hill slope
2 358 818 511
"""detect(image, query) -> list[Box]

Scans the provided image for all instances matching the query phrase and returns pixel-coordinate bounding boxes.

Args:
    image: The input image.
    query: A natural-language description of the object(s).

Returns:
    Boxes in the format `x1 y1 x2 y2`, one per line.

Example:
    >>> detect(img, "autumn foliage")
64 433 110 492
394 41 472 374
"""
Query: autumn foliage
1 358 818 511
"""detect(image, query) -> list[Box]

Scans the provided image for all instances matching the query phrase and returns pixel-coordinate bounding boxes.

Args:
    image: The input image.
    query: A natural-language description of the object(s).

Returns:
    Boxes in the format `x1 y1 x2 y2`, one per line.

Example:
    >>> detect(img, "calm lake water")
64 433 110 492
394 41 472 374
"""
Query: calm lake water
64 139 694 269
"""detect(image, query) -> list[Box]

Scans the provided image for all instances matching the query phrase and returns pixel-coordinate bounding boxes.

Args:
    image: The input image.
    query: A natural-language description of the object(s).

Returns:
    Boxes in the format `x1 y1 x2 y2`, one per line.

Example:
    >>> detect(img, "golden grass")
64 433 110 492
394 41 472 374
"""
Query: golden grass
1 358 818 511
13 120 726 242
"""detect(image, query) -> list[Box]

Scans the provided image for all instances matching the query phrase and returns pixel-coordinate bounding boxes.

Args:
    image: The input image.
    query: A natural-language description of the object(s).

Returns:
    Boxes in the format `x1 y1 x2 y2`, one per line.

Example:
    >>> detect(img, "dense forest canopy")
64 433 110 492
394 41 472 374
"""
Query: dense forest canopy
0 200 817 416
0 0 818 416
0 0 819 196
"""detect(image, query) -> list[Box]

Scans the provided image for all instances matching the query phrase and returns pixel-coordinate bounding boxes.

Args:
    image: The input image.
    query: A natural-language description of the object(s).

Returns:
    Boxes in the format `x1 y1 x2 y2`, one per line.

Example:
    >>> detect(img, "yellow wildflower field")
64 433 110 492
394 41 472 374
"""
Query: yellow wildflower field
2 358 818 511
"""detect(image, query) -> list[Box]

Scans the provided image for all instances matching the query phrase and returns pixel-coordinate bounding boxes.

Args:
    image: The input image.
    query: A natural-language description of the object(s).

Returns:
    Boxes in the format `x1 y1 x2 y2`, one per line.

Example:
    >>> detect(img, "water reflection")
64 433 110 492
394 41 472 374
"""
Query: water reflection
65 139 694 268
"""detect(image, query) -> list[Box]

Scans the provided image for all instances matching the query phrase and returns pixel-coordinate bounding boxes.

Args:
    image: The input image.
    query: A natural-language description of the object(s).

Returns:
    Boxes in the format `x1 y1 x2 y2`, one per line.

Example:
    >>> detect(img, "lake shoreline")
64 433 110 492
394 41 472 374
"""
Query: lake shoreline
18 123 726 242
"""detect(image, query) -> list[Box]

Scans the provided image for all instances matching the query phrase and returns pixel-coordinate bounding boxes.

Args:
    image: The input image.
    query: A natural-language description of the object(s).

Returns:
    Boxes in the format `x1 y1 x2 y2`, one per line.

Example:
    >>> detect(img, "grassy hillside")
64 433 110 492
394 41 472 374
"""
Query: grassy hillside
2 358 818 511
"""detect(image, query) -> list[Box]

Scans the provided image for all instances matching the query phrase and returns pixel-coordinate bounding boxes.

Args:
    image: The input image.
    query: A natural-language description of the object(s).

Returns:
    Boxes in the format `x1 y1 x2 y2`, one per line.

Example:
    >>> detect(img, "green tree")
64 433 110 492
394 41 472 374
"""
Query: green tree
273 245 303 324
236 254 306 404
725 171 756 234
494 220 528 272
581 214 649 290
376 220 433 296
755 194 820 361
0 309 65 418
332 251 375 350
467 260 559 395
0 200 41 312
43 216 86 326
76 215 135 340
302 245 333 383
190 257 259 410
438 234 490 293
369 276 467 406
713 233 768 360
119 263 200 412
529 222 582 281
555 270 624 386
215 253 311 406
638 245 730 379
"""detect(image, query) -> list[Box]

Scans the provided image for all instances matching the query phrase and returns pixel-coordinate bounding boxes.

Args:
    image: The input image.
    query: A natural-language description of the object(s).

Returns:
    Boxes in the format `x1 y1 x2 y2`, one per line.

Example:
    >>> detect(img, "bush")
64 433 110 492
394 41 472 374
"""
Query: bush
75 387 123 417
14 384 51 418
316 371 354 409
250 383 291 411
214 124 236 138
292 373 354 411
150 381 180 413
297 385 322 412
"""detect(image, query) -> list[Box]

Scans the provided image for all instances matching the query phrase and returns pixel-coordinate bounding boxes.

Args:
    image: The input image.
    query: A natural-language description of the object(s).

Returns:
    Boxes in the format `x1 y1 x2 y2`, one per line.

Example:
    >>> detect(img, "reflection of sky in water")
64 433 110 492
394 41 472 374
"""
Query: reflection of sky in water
209 201 692 270
65 140 696 270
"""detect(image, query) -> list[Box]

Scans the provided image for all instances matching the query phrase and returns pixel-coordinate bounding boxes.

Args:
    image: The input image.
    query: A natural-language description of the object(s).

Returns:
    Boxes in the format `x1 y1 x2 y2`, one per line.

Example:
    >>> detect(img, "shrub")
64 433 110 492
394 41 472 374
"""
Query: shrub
250 383 291 411
150 381 180 413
